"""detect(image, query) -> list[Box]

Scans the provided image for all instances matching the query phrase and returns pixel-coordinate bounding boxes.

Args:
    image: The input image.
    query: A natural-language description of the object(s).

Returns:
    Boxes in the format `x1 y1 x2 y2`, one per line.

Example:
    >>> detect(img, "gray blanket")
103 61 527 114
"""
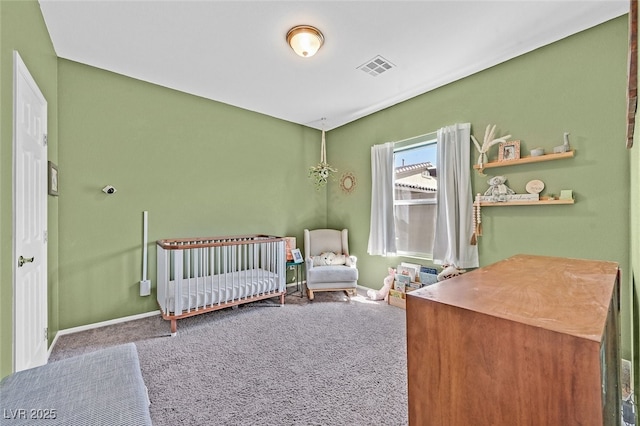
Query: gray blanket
0 343 152 425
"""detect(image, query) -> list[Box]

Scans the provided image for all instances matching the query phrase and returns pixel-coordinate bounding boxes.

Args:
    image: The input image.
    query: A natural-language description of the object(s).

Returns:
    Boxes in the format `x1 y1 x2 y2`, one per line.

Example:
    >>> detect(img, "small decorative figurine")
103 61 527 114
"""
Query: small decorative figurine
554 132 571 154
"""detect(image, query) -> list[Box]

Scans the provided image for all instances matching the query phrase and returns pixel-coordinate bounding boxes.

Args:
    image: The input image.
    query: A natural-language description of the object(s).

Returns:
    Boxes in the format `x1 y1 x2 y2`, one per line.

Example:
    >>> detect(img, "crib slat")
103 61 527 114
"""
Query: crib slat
174 250 183 314
210 246 215 305
243 244 248 300
217 246 221 306
157 245 168 313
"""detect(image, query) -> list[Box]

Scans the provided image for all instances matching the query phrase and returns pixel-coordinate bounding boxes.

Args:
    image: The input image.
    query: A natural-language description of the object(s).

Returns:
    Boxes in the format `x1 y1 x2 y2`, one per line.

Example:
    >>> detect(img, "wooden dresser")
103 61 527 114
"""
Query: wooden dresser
406 254 620 425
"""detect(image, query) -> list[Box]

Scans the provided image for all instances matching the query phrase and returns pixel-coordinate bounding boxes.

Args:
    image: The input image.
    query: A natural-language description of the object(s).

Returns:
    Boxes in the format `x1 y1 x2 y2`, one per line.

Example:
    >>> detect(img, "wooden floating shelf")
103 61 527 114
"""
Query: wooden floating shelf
478 199 575 207
473 150 575 171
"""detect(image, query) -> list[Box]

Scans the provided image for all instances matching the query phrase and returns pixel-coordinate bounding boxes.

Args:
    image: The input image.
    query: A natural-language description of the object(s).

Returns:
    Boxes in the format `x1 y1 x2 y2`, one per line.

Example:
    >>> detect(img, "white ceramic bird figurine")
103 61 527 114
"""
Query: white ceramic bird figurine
554 132 571 153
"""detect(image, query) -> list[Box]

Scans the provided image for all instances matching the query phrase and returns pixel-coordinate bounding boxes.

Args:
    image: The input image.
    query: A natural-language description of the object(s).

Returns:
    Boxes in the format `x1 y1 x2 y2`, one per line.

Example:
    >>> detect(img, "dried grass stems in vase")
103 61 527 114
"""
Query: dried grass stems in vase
471 124 512 171
309 128 337 190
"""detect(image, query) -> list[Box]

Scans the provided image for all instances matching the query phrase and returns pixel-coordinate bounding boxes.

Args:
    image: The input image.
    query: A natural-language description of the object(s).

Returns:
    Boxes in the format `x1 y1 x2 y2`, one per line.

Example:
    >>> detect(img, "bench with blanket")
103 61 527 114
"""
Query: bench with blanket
0 343 152 425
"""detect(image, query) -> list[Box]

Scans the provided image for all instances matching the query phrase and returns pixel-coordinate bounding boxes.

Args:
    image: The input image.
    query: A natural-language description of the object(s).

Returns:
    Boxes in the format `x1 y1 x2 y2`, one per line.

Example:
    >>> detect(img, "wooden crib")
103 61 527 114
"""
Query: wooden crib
156 234 286 335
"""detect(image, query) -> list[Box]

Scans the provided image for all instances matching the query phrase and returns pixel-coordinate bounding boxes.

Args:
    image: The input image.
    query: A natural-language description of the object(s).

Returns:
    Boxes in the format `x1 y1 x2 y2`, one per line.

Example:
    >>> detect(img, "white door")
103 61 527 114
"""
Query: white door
13 51 48 372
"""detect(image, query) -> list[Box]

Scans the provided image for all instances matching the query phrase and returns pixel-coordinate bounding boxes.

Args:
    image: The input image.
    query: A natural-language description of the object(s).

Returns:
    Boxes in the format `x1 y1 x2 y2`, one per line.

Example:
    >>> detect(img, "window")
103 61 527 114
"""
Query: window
393 133 437 258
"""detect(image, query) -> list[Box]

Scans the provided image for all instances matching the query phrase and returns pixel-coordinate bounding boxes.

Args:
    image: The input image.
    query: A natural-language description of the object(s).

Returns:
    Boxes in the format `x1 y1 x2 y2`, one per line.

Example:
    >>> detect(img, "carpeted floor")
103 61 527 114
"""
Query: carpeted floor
50 289 408 426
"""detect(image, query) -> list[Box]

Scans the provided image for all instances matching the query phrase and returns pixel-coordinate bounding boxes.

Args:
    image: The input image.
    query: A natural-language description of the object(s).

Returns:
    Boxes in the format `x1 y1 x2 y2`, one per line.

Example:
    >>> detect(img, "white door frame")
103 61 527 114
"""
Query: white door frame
13 51 48 371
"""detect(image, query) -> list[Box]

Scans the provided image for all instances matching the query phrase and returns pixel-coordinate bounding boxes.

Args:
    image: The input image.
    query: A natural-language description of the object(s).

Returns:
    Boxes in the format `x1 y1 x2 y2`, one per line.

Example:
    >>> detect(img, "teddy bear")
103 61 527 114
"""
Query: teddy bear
319 251 335 266
367 268 395 301
313 252 333 266
484 175 515 202
313 252 348 266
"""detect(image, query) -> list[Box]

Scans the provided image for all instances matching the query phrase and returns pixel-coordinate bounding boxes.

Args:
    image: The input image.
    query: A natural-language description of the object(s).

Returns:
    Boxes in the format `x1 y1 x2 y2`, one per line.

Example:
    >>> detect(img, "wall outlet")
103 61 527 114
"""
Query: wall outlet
140 279 151 296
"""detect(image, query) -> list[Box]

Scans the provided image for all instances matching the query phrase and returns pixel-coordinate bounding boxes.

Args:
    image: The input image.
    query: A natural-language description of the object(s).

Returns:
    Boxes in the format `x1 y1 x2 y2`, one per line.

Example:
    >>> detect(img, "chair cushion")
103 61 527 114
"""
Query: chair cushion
308 265 358 283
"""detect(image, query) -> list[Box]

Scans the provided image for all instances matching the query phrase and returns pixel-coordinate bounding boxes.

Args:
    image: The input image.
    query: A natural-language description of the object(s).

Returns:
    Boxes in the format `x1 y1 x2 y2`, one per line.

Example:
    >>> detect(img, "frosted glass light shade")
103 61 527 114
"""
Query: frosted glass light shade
286 25 324 57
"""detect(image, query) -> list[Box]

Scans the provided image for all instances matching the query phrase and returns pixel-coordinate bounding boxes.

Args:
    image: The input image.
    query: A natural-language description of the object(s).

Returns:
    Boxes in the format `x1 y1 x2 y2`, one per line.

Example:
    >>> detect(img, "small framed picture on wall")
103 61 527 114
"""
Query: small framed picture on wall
498 140 521 162
48 161 59 196
291 248 303 264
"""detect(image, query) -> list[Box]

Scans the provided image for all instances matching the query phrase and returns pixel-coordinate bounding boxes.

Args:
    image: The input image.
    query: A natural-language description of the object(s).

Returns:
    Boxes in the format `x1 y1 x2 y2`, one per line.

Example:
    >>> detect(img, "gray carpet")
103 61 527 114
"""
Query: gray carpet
50 289 409 425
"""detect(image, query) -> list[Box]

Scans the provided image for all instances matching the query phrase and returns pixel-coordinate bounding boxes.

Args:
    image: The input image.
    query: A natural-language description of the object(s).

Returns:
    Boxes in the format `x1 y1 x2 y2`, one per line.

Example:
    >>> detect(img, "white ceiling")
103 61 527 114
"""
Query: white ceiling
38 0 628 131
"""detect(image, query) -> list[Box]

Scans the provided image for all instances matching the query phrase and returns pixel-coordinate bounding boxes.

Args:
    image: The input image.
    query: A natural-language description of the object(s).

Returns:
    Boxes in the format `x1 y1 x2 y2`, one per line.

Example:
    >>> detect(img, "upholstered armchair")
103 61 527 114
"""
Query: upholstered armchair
304 228 358 300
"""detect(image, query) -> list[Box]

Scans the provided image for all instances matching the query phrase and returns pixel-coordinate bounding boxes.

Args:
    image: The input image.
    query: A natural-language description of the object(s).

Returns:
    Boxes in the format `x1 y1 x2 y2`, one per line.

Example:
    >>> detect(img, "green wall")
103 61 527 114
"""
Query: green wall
631 10 640 398
0 0 59 378
1 2 635 377
327 16 632 358
632 111 639 394
57 60 326 329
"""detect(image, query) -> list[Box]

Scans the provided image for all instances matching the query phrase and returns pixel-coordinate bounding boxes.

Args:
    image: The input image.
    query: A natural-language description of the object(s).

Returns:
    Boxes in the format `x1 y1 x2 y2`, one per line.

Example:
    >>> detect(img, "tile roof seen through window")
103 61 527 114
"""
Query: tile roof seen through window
395 162 437 192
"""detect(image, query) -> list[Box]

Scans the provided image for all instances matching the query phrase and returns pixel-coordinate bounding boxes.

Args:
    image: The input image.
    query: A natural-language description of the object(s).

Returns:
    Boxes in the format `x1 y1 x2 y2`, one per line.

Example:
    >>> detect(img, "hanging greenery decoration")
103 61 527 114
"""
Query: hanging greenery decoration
309 128 337 189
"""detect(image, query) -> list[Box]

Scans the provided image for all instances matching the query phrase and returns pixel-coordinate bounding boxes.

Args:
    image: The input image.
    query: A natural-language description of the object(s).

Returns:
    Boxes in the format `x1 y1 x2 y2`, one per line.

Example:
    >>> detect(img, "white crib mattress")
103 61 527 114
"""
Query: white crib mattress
165 268 281 313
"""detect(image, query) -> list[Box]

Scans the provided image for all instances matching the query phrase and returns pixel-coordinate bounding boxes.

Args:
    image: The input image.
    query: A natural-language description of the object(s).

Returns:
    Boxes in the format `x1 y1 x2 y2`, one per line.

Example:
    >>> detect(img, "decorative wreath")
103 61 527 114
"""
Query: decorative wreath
340 172 356 194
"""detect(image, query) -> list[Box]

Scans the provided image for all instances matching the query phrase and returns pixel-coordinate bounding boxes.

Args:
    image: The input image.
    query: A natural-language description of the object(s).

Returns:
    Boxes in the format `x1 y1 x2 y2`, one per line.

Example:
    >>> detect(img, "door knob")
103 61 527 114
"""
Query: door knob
18 256 34 267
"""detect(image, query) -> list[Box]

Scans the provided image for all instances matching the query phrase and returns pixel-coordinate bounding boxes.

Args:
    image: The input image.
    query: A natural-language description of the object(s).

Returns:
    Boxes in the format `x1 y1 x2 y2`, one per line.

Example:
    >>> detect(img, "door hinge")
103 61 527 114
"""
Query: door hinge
44 327 48 341
43 230 48 243
43 134 48 146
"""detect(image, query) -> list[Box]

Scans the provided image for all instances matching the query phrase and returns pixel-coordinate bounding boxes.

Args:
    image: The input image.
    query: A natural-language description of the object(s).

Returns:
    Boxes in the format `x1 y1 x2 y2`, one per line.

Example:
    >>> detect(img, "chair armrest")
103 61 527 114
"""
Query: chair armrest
305 257 315 272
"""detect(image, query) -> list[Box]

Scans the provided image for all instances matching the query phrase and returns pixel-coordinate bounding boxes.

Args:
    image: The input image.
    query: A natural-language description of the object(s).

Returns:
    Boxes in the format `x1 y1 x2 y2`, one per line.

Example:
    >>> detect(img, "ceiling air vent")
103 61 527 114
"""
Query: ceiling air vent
358 55 395 77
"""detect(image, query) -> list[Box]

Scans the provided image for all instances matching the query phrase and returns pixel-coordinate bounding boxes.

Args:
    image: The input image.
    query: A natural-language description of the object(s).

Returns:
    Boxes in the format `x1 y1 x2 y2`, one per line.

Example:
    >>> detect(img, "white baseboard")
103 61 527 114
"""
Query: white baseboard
48 310 161 357
357 284 375 291
48 334 61 358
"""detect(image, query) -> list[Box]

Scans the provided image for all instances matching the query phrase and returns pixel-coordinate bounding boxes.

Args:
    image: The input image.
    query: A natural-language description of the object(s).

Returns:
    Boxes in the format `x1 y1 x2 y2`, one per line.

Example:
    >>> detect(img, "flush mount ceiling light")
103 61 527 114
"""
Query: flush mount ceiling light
286 25 324 58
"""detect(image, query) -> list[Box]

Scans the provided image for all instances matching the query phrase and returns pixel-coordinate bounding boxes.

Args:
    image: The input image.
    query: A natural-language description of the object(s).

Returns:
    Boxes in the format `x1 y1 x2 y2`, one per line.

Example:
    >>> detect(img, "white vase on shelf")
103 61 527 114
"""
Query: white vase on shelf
477 152 488 167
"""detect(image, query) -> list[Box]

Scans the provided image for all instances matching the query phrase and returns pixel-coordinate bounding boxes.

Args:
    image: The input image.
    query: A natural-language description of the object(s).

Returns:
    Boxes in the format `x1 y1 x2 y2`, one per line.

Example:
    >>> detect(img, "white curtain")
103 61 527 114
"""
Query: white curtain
432 123 479 269
367 142 396 256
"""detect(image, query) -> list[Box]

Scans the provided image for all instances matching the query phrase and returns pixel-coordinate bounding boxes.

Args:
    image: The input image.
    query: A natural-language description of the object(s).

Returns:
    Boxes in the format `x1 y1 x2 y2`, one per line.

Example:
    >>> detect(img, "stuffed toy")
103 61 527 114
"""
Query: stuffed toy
367 268 395 301
331 254 347 265
437 264 466 281
320 252 335 265
312 252 347 266
484 175 515 202
312 252 333 266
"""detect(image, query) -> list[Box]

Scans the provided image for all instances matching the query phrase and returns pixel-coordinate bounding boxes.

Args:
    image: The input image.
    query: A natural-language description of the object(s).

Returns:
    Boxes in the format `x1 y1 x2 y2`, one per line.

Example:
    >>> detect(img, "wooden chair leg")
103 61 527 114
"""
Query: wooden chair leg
308 289 314 300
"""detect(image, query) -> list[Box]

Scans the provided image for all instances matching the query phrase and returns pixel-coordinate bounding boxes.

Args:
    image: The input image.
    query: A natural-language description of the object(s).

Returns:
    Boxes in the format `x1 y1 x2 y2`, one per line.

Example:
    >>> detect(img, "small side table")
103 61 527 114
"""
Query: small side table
286 260 305 297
